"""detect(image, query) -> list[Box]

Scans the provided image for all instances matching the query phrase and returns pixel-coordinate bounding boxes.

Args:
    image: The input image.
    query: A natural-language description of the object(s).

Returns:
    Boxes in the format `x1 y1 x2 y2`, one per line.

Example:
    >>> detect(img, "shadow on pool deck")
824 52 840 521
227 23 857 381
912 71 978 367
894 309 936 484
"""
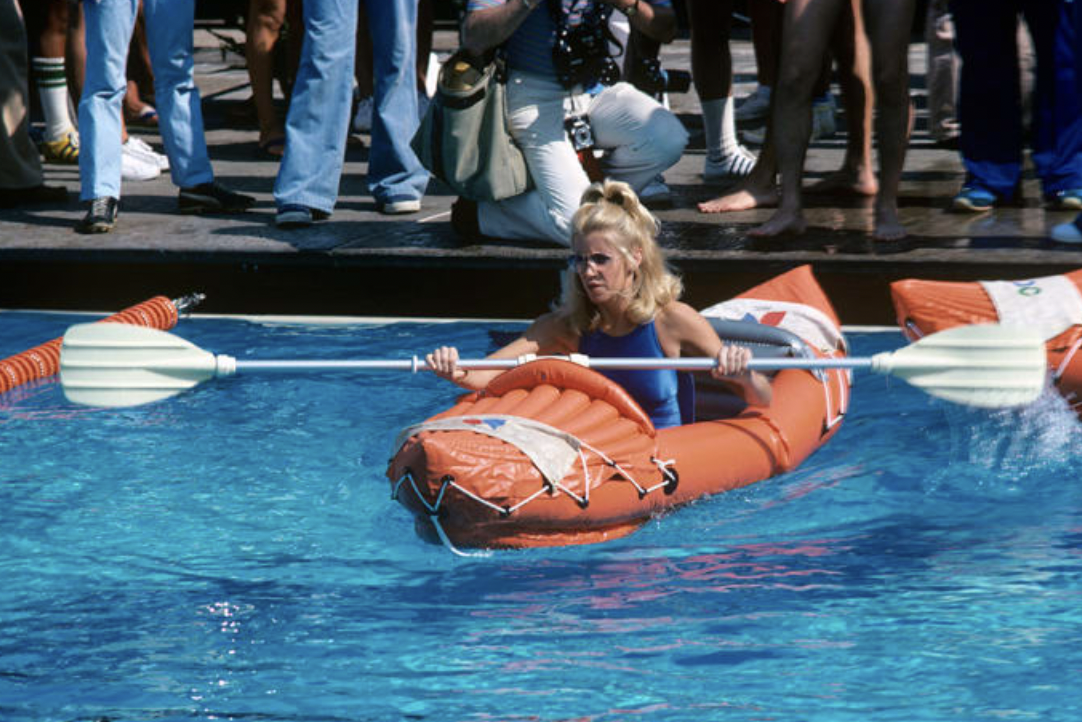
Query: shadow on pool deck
1 29 1079 324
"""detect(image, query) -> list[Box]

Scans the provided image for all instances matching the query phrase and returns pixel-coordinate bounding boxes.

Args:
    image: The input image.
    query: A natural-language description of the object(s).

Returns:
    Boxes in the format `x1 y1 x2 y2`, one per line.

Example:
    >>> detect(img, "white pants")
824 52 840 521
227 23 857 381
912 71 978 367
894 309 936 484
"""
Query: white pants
478 71 688 246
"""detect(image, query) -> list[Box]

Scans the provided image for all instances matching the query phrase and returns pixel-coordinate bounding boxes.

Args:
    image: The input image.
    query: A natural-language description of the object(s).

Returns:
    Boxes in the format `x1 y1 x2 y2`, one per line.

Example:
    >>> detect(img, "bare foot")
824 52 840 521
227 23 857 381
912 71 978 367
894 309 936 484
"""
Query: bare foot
698 185 779 214
873 203 907 241
748 208 807 237
808 167 878 196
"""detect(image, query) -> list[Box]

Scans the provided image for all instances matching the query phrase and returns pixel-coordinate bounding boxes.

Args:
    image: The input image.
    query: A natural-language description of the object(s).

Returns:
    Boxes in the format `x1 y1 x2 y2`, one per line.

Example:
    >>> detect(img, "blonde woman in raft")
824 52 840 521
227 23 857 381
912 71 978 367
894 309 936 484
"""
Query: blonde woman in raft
427 180 772 430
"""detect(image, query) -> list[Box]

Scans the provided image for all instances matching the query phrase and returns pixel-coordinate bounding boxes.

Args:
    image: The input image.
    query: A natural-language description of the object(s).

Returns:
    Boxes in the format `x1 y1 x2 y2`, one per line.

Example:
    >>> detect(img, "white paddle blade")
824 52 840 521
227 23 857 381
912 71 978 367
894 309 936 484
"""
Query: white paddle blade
870 324 1047 409
60 323 220 407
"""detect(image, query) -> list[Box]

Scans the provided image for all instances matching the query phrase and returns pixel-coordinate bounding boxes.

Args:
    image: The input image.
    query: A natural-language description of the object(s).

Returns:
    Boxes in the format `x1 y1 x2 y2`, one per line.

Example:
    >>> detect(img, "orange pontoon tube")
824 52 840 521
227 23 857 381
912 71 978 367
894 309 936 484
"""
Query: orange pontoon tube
387 265 850 551
1 294 202 396
891 269 1082 416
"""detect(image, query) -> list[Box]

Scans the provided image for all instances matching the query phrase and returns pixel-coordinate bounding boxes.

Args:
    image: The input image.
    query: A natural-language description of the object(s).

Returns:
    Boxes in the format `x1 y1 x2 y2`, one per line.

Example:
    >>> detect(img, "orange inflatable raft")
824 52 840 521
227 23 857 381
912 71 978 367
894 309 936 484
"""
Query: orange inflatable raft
892 269 1082 416
386 265 850 551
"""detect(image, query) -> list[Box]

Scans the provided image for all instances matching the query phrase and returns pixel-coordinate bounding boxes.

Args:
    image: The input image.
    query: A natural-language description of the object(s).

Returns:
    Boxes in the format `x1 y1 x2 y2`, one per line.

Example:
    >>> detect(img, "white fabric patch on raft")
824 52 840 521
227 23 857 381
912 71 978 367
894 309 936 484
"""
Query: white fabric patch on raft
700 299 846 353
393 414 581 487
980 275 1082 340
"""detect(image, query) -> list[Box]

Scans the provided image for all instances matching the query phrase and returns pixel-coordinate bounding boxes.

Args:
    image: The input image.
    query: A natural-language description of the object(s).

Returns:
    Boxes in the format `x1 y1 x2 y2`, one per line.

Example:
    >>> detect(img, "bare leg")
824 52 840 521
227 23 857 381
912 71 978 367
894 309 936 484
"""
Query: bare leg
65 0 85 100
809 0 878 195
749 0 782 88
864 0 916 241
750 0 845 237
689 0 734 100
698 0 780 213
124 6 156 123
246 0 287 149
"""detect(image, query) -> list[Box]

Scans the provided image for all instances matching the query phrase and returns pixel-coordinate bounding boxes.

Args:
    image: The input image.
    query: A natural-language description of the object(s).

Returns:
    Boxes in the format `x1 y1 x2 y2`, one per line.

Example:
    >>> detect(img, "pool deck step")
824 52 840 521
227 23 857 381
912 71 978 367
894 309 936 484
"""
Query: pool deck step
2 30 1079 325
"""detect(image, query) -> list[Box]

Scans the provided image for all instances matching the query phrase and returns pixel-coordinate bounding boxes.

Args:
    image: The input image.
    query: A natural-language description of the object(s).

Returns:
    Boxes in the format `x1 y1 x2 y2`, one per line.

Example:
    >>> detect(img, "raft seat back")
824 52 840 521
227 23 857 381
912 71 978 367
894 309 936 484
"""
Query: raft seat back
694 319 818 421
707 318 813 362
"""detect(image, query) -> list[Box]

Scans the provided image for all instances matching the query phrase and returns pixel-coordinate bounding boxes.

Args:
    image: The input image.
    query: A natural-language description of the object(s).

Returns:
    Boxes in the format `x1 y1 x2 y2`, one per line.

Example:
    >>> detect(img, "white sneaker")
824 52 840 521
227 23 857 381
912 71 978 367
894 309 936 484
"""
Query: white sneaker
125 136 169 171
121 142 161 181
638 176 671 206
736 85 771 122
352 96 373 133
811 94 837 140
704 146 757 181
378 196 422 215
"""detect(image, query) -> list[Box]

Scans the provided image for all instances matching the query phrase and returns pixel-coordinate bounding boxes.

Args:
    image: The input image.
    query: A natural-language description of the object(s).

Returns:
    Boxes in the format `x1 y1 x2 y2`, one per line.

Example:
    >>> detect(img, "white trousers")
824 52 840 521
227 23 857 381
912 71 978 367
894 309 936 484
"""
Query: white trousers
478 71 688 246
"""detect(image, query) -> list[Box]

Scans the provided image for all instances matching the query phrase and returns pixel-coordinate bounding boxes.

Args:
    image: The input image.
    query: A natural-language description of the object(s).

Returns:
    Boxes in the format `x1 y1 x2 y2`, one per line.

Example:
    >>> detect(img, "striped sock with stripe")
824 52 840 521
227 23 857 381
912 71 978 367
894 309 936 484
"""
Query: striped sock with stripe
31 56 75 142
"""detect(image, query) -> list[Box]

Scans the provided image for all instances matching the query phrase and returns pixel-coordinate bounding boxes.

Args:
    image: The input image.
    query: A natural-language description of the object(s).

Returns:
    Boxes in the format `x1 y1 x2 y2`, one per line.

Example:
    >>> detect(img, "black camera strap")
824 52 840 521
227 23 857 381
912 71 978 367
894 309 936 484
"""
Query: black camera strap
548 0 622 89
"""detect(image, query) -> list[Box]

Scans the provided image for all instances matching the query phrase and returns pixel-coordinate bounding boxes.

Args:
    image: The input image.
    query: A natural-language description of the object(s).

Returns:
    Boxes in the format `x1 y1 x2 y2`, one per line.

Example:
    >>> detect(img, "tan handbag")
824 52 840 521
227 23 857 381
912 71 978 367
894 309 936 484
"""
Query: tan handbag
411 51 531 202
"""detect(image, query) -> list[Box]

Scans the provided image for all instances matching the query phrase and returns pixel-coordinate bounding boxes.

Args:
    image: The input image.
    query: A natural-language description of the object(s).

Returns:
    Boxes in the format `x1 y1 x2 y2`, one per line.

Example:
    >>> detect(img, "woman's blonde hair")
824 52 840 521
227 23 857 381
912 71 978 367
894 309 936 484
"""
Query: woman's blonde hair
558 180 683 333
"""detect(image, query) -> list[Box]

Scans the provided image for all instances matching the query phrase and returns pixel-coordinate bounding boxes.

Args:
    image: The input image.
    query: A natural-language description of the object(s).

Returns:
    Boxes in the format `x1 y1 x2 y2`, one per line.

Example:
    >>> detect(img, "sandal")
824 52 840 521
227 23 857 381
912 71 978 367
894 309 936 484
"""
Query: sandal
127 105 158 126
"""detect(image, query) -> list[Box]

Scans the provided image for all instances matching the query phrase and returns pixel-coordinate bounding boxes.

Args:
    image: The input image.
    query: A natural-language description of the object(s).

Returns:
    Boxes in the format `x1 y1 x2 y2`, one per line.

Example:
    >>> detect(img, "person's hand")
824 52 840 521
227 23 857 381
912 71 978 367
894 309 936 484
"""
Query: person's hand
426 346 465 383
712 343 752 380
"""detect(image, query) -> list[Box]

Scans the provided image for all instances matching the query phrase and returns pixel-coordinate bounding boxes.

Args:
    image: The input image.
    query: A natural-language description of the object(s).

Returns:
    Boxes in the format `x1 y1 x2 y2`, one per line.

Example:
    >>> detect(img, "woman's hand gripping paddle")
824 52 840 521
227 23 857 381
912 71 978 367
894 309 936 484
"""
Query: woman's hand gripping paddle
58 322 1047 410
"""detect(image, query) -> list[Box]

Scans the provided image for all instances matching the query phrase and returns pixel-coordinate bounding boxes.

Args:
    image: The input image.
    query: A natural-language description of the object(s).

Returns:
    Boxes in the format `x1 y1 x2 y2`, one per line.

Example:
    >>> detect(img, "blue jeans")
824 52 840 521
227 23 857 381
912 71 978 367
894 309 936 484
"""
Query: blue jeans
365 0 428 204
78 0 213 200
953 0 1082 196
274 0 357 213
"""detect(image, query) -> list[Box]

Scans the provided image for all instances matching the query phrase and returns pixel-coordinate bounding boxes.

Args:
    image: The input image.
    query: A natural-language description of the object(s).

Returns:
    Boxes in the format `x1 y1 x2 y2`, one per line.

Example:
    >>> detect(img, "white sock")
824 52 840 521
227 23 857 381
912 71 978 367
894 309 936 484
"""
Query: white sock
32 57 74 142
701 96 741 161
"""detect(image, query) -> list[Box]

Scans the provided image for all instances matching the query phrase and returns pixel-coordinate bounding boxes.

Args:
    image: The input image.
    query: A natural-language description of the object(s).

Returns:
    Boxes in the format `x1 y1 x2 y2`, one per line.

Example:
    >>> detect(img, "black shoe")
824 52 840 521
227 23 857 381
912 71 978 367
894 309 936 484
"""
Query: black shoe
451 197 480 242
75 196 118 234
0 184 68 209
178 181 255 214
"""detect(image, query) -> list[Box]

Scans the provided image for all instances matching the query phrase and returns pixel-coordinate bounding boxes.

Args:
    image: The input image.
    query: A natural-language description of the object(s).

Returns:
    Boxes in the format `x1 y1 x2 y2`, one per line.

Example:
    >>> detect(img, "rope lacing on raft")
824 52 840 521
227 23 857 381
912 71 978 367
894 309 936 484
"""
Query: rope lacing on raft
391 415 678 554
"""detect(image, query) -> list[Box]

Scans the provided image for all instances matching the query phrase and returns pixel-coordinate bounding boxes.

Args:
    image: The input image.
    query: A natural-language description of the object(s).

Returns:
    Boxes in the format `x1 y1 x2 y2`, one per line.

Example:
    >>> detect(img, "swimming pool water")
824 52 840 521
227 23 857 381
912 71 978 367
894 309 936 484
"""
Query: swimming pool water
2 313 1081 722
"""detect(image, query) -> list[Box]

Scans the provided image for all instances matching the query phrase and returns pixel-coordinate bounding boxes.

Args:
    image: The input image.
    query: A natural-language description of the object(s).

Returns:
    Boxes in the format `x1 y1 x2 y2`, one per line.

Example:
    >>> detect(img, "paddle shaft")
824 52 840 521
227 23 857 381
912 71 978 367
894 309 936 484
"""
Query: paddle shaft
228 356 874 374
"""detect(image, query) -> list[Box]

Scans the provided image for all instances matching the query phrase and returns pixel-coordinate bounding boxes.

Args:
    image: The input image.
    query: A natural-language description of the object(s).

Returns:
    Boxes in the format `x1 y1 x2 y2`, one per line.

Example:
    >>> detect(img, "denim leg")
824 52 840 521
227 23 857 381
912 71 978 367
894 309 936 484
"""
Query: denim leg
366 0 429 203
952 0 1024 196
588 82 688 193
78 0 134 201
1025 0 1082 193
142 0 213 189
273 0 356 213
476 72 590 246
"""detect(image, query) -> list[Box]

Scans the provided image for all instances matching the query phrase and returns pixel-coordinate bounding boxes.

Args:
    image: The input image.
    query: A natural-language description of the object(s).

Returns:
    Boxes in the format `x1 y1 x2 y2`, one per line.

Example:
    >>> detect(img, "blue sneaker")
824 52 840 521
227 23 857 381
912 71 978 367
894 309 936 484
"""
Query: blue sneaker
1045 188 1082 211
951 185 997 213
1051 216 1082 245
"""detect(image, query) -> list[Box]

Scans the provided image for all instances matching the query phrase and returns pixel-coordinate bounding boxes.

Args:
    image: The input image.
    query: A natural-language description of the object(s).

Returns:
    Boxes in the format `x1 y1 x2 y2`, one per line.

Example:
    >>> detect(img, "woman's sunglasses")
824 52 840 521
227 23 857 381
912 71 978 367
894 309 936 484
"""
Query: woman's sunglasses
568 252 613 269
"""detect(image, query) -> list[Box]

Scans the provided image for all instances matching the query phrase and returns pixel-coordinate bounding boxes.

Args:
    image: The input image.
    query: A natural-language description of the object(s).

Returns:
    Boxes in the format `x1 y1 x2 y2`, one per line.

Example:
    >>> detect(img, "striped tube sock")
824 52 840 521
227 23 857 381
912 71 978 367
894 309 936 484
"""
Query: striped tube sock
31 56 74 141
701 96 741 161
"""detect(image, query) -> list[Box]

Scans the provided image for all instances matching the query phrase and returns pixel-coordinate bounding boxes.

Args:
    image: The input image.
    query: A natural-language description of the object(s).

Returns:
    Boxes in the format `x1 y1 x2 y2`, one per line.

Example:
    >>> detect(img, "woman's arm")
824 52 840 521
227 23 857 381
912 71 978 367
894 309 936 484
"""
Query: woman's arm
658 302 774 407
461 0 539 56
426 313 574 391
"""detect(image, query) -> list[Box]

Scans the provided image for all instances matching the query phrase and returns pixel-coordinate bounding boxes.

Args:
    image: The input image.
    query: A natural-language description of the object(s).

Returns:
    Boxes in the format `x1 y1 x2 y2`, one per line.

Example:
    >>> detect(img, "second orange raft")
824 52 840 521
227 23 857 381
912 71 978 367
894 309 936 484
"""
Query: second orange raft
891 268 1082 416
387 265 851 550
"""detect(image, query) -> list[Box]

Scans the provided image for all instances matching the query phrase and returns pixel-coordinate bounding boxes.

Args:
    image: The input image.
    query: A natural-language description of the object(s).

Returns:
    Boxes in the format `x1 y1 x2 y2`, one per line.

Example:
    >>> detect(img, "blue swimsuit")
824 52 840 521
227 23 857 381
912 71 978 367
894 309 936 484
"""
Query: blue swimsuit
579 320 686 429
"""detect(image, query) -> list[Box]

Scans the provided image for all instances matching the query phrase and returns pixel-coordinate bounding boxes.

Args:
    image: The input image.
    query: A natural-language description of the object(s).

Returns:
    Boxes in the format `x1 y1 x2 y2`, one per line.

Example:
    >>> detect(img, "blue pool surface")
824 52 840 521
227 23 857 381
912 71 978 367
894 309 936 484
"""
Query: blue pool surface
2 312 1081 722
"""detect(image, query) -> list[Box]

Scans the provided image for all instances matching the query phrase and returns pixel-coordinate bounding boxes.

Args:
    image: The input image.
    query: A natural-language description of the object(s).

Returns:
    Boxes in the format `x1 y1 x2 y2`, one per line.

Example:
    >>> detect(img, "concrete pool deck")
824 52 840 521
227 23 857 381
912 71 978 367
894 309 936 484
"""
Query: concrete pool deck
1 27 1079 325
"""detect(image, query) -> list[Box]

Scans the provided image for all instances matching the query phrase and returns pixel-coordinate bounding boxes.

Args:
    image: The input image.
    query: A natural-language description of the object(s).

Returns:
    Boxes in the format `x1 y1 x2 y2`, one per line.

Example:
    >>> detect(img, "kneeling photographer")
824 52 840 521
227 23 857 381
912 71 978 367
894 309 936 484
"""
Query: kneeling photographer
454 0 688 246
